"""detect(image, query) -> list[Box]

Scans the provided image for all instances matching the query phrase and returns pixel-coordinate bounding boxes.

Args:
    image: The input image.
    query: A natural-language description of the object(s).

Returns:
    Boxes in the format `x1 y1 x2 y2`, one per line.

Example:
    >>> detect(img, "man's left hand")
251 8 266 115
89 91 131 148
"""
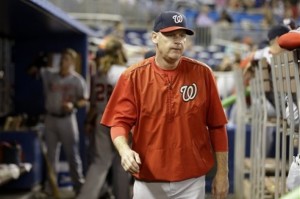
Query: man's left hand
211 172 229 199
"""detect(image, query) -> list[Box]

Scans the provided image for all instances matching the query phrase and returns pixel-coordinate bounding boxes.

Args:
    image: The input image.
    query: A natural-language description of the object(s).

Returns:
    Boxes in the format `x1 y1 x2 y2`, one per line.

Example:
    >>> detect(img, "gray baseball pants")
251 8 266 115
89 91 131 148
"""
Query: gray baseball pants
76 122 131 199
133 176 205 199
45 114 84 193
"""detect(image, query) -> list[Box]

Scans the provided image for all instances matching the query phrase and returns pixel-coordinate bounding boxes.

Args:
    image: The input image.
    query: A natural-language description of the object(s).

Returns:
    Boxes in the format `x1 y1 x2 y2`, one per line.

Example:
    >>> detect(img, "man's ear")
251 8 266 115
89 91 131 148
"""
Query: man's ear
152 31 159 44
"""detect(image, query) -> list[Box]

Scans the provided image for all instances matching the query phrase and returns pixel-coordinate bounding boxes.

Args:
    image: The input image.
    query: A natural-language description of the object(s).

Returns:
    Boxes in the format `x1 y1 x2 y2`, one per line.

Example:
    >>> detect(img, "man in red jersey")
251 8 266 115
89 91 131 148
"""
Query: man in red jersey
101 11 229 199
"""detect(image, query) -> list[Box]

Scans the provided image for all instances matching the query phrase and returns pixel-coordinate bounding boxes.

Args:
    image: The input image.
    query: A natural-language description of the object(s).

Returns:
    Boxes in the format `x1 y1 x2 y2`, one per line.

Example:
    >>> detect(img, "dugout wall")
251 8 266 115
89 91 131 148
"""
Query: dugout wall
0 0 97 189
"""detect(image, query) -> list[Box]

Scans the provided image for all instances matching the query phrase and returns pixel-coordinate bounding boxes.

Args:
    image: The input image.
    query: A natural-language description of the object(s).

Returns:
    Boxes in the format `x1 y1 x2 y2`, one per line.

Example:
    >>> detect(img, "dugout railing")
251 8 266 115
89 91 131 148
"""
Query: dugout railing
234 50 300 198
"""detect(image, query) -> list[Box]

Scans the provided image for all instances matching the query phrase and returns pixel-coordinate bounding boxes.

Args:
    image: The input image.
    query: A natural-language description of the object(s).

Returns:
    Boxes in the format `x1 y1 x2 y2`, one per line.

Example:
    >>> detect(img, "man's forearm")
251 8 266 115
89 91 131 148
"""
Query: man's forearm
113 136 131 155
76 99 88 108
215 152 229 175
212 152 229 198
112 135 141 173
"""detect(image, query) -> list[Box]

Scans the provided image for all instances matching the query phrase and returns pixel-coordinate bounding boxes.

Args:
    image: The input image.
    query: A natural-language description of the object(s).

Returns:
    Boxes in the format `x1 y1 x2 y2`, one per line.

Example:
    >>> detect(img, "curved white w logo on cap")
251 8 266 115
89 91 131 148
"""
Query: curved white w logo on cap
172 15 183 23
180 83 197 102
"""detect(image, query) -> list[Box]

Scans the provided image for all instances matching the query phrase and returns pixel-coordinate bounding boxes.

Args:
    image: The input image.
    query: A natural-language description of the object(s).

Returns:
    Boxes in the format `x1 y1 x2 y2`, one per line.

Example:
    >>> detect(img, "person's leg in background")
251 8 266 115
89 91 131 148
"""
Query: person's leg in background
111 154 131 199
76 123 115 199
266 100 276 157
58 114 84 194
44 115 61 193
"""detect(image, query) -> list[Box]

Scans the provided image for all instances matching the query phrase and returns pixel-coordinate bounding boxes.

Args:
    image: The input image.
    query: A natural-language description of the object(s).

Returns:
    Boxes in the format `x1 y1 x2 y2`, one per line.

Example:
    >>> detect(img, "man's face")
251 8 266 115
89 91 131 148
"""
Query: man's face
60 53 74 71
152 29 187 62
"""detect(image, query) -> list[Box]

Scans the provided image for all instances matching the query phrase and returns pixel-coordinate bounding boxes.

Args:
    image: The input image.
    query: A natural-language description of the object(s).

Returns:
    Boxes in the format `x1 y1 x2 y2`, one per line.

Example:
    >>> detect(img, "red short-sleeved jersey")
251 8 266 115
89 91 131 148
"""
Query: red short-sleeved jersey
101 56 228 182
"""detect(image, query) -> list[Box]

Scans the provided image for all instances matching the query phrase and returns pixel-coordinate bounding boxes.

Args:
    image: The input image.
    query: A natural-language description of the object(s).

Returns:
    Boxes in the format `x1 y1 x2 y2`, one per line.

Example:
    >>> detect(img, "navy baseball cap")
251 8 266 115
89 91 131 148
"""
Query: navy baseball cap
153 11 194 35
267 25 290 41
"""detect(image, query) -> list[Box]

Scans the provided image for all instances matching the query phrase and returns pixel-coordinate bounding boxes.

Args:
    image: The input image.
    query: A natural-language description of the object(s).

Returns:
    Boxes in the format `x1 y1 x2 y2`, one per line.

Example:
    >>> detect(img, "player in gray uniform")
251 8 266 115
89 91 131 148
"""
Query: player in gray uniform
77 37 130 199
42 48 88 194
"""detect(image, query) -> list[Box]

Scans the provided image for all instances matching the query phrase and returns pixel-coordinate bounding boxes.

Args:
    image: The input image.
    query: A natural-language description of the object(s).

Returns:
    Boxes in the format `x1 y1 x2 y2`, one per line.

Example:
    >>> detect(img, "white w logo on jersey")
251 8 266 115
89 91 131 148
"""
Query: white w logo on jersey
180 83 197 102
172 15 183 23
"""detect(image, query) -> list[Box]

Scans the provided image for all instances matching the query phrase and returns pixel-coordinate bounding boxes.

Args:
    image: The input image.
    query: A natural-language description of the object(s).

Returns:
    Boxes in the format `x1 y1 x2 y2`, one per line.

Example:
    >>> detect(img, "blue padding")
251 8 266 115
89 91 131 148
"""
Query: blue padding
27 0 97 37
208 10 264 23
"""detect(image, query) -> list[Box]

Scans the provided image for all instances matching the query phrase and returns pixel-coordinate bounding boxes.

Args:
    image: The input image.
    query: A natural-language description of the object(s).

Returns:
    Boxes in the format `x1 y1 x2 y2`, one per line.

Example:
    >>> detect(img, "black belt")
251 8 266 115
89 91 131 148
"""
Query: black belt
48 112 72 118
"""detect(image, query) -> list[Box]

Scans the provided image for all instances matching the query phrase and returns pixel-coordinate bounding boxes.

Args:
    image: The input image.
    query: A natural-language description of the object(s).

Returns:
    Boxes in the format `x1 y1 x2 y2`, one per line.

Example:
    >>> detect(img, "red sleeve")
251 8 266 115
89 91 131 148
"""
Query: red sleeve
100 72 137 131
209 125 228 152
111 126 130 140
206 68 228 127
205 69 228 151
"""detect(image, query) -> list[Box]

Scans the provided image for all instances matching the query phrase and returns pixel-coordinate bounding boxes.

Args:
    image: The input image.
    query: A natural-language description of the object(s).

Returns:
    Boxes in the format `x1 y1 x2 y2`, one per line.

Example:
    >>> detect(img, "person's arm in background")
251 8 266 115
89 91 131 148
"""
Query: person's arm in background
210 125 229 199
62 98 88 113
84 75 97 133
27 52 49 78
111 126 141 174
76 76 89 108
63 75 89 113
75 98 89 108
101 73 139 173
